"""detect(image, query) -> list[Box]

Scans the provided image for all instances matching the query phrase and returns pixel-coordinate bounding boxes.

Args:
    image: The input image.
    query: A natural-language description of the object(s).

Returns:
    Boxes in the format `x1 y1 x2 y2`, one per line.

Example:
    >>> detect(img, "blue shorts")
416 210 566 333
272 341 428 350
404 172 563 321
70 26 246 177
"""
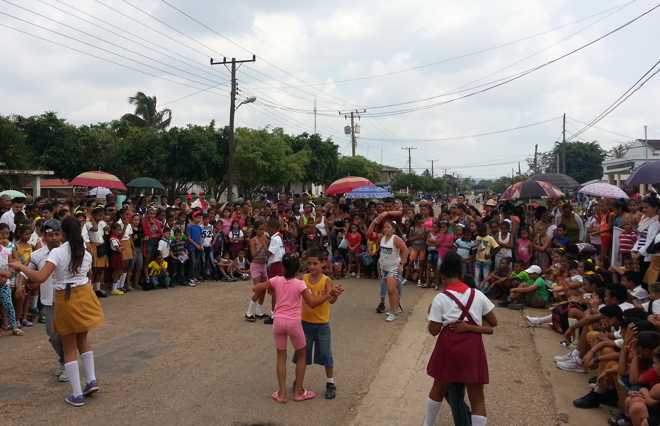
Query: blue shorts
379 275 403 298
428 250 439 268
294 322 334 367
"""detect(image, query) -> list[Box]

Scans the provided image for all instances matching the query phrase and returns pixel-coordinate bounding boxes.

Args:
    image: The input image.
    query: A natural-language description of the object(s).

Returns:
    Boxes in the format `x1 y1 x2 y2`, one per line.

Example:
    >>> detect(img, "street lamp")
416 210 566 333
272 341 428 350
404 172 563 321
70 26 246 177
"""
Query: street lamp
236 96 257 110
227 96 257 201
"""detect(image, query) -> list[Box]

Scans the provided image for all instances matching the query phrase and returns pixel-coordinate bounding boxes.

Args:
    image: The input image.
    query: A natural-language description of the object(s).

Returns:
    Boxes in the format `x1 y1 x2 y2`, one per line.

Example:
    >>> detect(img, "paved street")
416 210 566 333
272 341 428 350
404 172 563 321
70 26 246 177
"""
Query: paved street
1 279 609 426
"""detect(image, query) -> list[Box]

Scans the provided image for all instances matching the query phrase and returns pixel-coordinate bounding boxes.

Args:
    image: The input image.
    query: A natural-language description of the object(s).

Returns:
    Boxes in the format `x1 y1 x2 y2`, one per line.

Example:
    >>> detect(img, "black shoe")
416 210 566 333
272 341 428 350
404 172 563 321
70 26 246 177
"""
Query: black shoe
376 302 386 314
497 300 509 308
245 314 256 323
95 289 107 298
573 391 602 409
325 383 336 400
264 317 274 325
600 389 619 407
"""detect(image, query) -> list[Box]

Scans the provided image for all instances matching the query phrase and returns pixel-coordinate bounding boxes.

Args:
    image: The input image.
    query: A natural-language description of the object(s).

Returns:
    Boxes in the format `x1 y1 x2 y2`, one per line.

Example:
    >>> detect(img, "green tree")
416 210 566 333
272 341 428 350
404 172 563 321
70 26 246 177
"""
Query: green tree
289 132 339 185
532 141 606 183
335 155 382 183
121 92 172 130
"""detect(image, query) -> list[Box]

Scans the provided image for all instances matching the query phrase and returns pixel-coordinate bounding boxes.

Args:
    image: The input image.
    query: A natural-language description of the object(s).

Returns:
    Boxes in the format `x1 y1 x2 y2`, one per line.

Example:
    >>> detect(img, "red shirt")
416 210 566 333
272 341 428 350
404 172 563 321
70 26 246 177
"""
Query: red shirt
347 232 362 252
639 367 660 387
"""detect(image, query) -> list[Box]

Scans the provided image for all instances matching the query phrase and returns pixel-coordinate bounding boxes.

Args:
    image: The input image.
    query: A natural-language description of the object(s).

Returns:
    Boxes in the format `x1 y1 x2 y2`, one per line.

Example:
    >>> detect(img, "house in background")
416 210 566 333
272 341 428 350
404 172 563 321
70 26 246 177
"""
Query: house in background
22 178 74 199
602 139 660 192
377 165 402 187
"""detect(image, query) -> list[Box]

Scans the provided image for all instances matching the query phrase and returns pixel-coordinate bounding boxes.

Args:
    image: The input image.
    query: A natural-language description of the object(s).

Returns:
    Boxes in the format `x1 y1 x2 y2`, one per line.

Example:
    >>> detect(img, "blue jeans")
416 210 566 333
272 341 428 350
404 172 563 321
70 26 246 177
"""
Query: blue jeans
446 383 472 426
43 305 64 365
202 247 217 278
0 283 18 329
169 259 185 285
186 248 203 280
297 322 334 368
379 275 403 298
149 272 171 288
474 260 491 289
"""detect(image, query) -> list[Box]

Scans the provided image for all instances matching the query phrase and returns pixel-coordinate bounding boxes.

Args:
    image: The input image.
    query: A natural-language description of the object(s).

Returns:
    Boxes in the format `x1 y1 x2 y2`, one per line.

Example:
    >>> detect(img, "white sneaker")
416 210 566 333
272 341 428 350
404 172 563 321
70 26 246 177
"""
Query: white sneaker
356 273 360 279
385 313 397 322
58 371 69 382
526 316 546 327
350 272 356 277
554 350 576 362
556 359 586 373
54 364 64 377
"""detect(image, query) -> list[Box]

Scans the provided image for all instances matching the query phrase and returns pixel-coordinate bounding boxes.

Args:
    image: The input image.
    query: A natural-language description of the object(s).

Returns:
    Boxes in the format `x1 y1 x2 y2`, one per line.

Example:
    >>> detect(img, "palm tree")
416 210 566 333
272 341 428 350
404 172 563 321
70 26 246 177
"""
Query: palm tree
121 92 172 130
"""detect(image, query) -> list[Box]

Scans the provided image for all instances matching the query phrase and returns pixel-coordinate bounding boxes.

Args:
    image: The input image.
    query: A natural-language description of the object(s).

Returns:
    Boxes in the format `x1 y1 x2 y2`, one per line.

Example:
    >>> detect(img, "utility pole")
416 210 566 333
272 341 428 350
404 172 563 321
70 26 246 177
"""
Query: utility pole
314 98 317 134
402 146 417 174
518 161 521 176
210 54 256 202
339 109 366 157
562 113 567 174
533 144 538 173
428 160 438 178
645 125 649 160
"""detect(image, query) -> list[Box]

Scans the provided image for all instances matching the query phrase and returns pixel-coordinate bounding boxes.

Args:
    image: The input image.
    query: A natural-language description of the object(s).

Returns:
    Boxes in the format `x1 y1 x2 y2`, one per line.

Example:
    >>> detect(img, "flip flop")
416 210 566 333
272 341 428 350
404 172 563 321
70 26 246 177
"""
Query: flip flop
293 389 317 402
271 391 287 404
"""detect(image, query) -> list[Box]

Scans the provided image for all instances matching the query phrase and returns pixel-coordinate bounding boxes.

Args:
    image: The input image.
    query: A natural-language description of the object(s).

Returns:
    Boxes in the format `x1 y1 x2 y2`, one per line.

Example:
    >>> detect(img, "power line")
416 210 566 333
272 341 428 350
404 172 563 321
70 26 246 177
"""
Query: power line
242 0 636 90
360 116 560 142
355 3 660 115
566 116 638 140
568 59 660 141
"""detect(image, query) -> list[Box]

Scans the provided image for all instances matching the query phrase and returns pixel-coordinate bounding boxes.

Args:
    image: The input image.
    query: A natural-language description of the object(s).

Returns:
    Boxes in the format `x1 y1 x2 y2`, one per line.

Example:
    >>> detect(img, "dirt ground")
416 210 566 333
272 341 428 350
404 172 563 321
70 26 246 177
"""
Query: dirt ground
1 280 611 426
0 278 423 426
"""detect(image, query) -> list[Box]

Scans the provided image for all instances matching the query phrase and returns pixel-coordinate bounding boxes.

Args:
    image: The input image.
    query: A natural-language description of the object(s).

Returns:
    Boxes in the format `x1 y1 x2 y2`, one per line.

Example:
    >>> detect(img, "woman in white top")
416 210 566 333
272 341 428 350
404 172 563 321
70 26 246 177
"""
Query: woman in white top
10 217 104 408
368 217 408 322
424 252 497 426
631 195 660 284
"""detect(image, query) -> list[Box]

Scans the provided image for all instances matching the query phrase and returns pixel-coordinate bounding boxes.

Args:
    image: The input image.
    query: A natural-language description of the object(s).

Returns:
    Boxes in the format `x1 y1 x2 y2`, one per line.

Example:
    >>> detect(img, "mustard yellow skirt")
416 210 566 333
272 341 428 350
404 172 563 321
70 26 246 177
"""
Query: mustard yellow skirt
54 283 104 336
90 243 108 268
120 239 134 261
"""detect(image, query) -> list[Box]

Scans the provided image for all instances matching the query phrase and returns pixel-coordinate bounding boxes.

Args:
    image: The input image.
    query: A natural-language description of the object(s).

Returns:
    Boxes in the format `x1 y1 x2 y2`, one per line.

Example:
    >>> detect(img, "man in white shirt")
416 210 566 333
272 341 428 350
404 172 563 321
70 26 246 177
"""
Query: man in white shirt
23 219 66 381
0 196 25 233
263 219 285 324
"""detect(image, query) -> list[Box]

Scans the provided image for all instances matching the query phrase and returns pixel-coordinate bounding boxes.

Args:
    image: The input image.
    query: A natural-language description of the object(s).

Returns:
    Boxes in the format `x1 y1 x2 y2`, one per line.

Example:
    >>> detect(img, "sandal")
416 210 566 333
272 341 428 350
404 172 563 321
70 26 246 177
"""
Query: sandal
271 391 287 404
12 328 24 336
293 389 317 402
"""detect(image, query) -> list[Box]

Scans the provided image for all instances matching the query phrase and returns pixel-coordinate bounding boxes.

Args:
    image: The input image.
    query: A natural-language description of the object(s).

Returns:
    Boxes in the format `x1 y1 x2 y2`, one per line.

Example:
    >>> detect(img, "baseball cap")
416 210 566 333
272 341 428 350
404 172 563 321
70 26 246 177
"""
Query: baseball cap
485 199 497 207
42 219 61 233
524 265 542 275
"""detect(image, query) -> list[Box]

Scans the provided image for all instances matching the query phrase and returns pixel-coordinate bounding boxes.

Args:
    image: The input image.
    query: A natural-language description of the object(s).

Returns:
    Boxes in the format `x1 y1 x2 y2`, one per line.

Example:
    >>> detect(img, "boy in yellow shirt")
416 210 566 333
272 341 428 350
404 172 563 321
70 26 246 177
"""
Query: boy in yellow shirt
297 248 344 399
147 250 171 290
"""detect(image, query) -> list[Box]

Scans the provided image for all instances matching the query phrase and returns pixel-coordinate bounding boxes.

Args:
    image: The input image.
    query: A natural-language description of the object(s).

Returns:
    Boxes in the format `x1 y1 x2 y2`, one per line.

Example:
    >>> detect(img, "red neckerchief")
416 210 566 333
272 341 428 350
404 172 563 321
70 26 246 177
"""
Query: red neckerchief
445 281 470 294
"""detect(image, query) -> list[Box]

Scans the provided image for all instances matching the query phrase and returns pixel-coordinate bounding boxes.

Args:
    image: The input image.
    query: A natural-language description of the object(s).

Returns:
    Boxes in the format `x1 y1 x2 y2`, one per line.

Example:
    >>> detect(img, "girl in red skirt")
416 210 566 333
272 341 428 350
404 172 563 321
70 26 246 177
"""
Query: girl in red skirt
424 251 497 426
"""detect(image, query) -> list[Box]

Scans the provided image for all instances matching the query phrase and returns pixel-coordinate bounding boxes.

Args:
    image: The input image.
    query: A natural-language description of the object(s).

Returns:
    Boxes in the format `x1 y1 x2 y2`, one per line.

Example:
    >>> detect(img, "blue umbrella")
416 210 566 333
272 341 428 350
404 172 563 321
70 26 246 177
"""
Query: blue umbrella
346 185 393 199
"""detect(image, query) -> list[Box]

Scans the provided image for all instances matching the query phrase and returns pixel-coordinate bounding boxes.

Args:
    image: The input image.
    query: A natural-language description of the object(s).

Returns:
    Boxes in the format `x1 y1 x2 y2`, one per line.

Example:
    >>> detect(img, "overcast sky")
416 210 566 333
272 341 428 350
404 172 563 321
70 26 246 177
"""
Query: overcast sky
2 0 659 179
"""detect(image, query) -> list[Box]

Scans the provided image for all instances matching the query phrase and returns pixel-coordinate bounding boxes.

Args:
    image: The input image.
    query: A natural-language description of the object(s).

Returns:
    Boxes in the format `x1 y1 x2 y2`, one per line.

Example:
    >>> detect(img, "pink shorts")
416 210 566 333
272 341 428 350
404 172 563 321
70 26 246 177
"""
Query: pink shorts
250 262 267 281
272 318 306 351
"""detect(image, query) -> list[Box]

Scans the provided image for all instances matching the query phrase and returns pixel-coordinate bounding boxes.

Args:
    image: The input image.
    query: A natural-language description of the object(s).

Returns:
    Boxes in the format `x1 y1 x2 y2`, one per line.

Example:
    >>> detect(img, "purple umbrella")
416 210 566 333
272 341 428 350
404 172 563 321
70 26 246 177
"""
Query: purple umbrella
626 161 660 185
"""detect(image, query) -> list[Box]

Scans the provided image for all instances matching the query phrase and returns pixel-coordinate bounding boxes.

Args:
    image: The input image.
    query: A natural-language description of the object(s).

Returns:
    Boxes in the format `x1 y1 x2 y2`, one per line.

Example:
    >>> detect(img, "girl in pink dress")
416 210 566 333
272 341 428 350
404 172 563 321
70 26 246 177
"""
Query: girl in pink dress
515 228 533 267
253 254 343 403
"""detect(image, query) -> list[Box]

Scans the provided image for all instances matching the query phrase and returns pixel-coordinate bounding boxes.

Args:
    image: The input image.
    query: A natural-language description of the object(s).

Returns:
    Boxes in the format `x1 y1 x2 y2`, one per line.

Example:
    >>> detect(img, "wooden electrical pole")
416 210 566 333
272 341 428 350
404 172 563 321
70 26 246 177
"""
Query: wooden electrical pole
210 55 256 201
402 146 417 174
339 109 366 156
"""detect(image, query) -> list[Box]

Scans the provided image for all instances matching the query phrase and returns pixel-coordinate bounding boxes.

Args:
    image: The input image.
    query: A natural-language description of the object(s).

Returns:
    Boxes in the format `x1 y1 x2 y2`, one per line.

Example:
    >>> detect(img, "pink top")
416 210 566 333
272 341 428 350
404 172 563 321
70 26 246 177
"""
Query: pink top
270 276 308 320
516 239 533 263
437 233 455 258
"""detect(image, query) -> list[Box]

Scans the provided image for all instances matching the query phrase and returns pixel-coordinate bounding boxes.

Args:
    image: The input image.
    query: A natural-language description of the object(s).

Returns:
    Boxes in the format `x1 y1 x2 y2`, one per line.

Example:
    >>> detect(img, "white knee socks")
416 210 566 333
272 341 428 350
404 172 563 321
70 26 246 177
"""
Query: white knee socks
424 397 442 426
119 273 127 288
64 361 82 397
255 303 264 317
472 415 487 426
80 351 97 384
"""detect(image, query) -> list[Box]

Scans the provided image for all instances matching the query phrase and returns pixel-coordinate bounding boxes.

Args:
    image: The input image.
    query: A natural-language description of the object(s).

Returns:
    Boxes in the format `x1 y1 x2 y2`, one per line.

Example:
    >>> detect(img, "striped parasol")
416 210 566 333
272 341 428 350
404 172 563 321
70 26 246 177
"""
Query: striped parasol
346 185 393 199
325 176 373 196
70 171 127 191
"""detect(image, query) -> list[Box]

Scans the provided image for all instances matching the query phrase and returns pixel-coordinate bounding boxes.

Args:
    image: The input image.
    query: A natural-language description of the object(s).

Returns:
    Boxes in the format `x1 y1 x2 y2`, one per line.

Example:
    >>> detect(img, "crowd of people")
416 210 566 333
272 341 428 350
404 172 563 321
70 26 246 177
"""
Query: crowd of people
4 187 660 424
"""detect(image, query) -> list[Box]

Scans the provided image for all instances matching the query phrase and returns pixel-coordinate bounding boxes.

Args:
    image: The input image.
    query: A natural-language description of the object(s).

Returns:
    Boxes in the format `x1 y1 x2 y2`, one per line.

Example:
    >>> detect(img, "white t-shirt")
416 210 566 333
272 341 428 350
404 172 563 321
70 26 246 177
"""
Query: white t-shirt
619 301 635 312
46 242 92 290
268 233 284 265
428 288 495 326
85 221 107 244
201 224 214 247
630 285 650 304
0 209 16 232
28 231 41 247
29 246 54 306
121 222 133 241
642 299 660 314
158 238 170 259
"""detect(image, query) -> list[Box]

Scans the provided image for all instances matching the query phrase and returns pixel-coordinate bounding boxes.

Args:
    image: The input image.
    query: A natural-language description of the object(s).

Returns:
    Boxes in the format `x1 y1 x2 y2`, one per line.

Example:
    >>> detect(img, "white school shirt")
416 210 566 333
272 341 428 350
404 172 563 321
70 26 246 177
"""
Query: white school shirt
85 221 107 244
0 209 16 232
46 242 92 290
28 246 54 306
428 288 495 326
642 299 660 314
117 220 133 241
267 233 284 265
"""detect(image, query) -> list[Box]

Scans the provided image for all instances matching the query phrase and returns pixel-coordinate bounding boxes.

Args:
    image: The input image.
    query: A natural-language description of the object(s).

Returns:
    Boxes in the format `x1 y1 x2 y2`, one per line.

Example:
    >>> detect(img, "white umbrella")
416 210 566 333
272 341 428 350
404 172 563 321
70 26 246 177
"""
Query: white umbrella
88 186 112 198
578 182 628 199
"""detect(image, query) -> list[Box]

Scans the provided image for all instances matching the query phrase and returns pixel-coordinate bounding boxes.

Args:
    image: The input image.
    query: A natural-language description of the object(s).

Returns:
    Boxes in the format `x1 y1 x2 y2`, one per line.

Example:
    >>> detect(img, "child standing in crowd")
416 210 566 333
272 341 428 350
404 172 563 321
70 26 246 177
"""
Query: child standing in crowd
86 206 108 298
346 223 362 278
108 223 125 296
0 223 22 335
185 211 203 287
515 228 533 267
297 249 345 399
169 227 187 286
474 224 499 290
252 254 341 403
12 224 34 326
201 213 214 279
228 220 244 259
424 252 497 426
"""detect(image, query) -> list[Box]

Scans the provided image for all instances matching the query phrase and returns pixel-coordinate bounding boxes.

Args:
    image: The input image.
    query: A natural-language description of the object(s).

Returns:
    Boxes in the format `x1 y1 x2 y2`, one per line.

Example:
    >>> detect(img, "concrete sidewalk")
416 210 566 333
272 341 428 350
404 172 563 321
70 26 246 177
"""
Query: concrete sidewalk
350 292 583 425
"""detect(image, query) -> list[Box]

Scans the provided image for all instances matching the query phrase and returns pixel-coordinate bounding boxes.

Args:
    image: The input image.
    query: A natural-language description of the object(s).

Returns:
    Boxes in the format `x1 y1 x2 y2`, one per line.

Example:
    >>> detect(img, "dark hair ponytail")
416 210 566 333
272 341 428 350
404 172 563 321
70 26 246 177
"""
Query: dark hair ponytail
61 217 85 274
282 253 299 279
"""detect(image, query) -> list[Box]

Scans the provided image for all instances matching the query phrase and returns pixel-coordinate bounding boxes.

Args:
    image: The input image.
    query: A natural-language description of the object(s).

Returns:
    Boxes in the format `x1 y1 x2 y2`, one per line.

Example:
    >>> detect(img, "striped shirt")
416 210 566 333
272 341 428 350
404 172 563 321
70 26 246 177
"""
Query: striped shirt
619 230 637 254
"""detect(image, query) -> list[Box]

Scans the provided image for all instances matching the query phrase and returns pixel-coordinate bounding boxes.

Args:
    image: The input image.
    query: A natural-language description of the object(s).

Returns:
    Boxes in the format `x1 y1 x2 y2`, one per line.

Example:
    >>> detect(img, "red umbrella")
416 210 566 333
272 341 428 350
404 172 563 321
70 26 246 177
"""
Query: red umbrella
501 180 564 200
70 171 127 191
325 176 373 196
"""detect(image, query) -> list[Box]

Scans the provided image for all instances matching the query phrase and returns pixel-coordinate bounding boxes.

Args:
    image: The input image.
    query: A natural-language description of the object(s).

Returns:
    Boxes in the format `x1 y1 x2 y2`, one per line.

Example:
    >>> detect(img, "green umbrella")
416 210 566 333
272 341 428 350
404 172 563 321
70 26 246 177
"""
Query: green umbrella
0 189 27 199
126 177 165 190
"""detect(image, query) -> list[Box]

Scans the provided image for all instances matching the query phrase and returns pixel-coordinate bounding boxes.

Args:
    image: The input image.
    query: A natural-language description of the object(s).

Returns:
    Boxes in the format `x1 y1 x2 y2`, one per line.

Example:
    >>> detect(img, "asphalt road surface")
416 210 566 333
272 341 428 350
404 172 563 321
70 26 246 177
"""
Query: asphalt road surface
1 278 424 426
